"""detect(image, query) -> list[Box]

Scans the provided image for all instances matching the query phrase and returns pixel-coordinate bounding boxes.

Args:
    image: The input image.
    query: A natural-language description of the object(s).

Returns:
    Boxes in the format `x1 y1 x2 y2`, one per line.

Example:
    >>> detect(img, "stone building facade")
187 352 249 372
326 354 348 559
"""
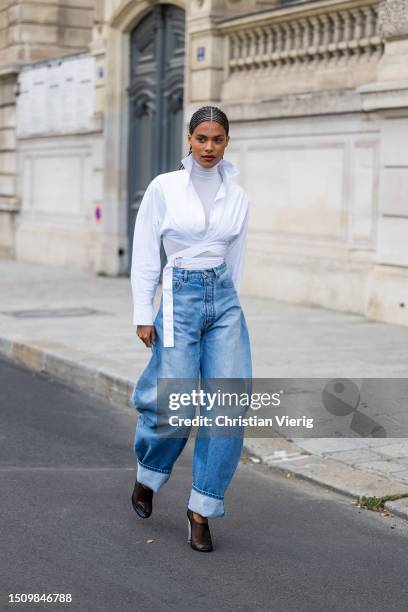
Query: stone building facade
0 0 407 328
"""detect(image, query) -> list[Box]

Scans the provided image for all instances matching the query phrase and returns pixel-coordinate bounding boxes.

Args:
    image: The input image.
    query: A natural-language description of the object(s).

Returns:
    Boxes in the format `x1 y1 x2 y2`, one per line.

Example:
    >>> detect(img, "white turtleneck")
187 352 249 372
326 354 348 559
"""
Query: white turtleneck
191 157 223 229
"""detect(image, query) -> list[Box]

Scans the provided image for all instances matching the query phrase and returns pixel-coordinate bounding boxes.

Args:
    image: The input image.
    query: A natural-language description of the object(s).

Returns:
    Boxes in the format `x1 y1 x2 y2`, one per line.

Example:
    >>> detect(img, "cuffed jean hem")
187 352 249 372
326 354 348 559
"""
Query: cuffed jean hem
188 487 225 518
137 462 171 493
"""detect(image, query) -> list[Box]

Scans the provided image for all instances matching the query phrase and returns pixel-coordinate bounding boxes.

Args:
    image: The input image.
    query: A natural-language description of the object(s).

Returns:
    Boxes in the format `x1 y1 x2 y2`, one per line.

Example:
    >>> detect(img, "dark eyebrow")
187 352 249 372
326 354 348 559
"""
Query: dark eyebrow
196 133 225 138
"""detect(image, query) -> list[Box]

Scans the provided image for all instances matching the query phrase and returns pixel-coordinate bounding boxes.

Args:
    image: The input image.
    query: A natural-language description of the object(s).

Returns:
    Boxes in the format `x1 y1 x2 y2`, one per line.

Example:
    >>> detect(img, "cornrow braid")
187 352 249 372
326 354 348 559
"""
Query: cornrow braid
178 105 229 170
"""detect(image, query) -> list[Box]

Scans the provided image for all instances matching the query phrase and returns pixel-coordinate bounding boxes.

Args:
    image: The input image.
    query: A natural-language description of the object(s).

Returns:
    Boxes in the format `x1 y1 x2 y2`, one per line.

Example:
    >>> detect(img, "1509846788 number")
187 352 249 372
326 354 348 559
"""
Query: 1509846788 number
8 593 72 604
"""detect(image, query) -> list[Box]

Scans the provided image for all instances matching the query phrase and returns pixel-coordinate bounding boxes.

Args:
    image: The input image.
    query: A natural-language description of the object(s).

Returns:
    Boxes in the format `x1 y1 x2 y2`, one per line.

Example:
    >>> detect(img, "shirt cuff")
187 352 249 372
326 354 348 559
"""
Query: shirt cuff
133 304 154 326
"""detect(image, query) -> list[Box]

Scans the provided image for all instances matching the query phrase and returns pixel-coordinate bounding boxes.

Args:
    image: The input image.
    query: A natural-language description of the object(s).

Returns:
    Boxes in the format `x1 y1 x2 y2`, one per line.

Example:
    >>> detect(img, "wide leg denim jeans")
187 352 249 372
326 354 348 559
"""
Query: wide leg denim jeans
130 262 252 518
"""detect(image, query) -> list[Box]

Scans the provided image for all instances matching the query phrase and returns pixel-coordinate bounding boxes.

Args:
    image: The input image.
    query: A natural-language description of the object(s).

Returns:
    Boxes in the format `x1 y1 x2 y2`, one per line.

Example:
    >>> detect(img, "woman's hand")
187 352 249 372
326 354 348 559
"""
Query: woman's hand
136 325 157 348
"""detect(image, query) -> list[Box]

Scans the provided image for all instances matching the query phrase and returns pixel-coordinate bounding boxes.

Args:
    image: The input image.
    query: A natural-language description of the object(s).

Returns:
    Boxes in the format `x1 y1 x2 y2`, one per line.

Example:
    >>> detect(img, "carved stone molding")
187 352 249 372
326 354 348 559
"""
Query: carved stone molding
222 89 364 121
222 1 383 80
378 0 408 39
359 81 408 112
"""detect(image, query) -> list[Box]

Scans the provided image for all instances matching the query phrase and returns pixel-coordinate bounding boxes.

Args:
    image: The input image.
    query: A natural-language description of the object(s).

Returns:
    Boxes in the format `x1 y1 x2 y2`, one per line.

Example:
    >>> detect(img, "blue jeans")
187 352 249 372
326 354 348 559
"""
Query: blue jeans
130 262 252 518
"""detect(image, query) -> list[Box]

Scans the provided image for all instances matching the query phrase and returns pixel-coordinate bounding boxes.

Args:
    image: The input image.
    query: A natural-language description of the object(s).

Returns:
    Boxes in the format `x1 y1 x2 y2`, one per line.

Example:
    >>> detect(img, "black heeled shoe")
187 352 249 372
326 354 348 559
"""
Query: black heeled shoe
131 481 153 518
187 508 213 552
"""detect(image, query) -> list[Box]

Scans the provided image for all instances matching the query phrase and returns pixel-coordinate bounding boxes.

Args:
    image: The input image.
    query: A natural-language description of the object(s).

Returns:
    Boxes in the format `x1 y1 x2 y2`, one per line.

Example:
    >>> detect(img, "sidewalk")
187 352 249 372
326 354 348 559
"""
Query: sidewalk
1 259 408 519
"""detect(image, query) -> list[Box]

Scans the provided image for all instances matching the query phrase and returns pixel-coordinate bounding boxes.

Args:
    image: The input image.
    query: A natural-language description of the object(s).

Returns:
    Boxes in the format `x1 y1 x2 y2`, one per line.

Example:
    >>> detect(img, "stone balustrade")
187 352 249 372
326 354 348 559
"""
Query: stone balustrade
218 0 383 94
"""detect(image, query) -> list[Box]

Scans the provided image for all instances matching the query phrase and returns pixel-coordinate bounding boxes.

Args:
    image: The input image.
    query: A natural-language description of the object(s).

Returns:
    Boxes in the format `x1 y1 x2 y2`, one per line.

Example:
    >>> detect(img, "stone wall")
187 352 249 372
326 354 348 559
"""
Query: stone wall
0 0 95 62
214 0 408 324
186 0 408 327
0 0 96 258
16 131 104 270
0 67 18 257
220 0 381 96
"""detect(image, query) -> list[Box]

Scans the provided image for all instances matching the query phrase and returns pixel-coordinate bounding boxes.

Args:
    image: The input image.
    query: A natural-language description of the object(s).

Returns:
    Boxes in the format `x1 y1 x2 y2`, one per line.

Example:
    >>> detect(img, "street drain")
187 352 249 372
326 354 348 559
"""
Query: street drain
1 307 104 319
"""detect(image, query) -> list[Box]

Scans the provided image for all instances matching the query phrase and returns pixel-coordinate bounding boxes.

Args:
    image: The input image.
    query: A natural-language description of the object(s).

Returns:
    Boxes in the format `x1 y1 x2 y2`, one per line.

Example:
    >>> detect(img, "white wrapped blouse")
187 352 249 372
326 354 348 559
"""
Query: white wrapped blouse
130 153 249 348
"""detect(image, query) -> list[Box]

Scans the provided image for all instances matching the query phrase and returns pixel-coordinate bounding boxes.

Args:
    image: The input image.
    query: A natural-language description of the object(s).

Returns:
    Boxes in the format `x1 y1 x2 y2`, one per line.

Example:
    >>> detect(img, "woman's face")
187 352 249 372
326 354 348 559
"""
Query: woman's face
187 121 229 168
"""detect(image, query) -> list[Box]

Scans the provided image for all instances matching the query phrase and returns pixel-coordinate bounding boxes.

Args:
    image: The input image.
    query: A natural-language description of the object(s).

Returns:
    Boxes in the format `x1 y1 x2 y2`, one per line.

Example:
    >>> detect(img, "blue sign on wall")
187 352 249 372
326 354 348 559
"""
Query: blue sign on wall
196 47 205 61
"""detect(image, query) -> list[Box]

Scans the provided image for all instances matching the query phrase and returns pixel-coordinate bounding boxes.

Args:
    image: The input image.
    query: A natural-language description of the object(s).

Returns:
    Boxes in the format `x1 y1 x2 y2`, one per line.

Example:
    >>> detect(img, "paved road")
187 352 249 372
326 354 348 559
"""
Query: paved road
1 357 408 612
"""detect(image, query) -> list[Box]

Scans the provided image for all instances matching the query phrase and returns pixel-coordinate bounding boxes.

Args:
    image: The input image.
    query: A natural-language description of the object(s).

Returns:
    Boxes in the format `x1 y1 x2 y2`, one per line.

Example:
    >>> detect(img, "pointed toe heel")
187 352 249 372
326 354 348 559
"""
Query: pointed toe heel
131 481 153 519
186 508 213 552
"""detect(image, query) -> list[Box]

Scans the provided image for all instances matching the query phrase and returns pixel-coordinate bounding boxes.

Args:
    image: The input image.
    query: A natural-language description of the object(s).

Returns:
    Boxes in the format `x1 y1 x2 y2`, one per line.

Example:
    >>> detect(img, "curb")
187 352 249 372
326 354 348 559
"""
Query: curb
384 497 408 520
244 447 408 520
2 335 408 522
0 336 133 409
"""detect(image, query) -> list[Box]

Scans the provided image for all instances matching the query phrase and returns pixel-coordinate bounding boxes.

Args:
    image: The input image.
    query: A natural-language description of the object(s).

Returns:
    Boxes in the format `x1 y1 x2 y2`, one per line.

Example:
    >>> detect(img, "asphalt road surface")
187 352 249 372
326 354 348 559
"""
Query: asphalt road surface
1 357 408 612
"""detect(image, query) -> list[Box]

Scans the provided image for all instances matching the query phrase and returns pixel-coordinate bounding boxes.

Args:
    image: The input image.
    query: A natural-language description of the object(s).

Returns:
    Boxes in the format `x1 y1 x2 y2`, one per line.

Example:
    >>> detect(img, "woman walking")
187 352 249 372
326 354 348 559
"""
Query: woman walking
130 105 252 552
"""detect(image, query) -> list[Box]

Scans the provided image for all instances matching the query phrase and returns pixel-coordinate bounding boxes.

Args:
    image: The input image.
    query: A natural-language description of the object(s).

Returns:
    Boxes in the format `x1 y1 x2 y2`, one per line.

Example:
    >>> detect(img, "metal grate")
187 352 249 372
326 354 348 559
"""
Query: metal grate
1 307 104 319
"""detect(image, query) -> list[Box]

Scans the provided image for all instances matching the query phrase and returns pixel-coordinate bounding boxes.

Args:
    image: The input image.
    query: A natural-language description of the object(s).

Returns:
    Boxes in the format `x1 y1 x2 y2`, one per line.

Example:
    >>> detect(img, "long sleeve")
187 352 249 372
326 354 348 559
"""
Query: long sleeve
225 204 249 295
130 178 163 326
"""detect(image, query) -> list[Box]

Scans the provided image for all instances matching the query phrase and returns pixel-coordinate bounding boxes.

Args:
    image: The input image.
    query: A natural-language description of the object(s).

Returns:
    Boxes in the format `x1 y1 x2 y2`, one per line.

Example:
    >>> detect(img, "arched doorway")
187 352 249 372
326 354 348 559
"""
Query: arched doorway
127 4 185 273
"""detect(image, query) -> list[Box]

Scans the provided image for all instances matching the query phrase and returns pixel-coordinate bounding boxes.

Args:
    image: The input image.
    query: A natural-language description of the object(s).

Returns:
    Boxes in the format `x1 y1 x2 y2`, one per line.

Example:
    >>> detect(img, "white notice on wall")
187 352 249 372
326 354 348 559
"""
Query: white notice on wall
17 54 95 137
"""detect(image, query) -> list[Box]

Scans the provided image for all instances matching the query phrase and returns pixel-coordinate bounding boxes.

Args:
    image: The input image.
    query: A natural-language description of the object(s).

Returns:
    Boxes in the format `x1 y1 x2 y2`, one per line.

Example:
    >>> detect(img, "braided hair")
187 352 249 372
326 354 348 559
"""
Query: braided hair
178 105 229 170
